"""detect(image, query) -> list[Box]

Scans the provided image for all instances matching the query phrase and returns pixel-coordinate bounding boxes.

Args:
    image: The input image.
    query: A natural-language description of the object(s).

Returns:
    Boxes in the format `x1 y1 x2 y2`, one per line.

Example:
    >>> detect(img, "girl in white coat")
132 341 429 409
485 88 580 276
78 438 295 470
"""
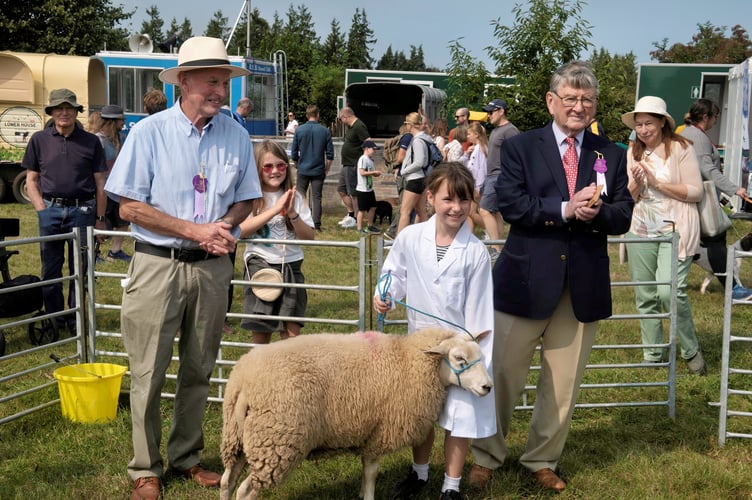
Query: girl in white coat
374 162 495 500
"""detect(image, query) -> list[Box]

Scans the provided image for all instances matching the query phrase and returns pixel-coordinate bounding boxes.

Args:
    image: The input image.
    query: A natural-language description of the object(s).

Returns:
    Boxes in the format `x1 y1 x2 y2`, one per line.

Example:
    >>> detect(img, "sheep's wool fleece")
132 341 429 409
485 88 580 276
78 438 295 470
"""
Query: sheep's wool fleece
221 328 455 488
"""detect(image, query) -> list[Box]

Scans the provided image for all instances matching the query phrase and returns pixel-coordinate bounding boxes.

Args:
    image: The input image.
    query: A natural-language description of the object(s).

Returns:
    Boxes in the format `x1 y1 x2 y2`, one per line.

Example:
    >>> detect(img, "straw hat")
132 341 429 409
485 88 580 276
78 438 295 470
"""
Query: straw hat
159 36 250 85
250 268 285 302
621 96 675 130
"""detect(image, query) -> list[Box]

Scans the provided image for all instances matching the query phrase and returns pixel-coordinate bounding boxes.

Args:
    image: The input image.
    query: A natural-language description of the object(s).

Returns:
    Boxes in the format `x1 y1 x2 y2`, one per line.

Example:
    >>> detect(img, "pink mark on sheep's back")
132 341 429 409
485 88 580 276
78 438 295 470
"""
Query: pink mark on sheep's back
356 331 384 358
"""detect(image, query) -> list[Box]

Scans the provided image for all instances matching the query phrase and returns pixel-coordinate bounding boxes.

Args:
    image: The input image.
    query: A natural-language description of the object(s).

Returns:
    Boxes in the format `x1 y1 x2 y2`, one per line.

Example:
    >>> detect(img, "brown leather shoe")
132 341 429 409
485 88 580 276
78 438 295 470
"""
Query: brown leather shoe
177 464 220 488
130 476 161 500
467 463 494 489
533 468 566 492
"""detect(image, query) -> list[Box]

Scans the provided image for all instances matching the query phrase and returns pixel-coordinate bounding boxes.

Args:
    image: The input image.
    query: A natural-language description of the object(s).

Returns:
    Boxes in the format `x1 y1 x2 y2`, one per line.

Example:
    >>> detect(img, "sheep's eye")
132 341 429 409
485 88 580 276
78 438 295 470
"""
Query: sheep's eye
454 355 467 368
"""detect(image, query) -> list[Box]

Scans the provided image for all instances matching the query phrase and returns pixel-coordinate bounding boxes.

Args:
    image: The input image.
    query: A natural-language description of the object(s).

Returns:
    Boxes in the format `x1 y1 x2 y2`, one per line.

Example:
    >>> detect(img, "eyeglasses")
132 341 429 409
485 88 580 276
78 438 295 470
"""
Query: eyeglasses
262 162 288 173
551 91 597 108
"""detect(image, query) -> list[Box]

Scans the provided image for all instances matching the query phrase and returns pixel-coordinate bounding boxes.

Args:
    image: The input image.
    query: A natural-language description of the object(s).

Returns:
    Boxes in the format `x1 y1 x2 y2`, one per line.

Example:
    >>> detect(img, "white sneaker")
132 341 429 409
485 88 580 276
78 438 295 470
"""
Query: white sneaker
338 214 352 225
340 216 357 228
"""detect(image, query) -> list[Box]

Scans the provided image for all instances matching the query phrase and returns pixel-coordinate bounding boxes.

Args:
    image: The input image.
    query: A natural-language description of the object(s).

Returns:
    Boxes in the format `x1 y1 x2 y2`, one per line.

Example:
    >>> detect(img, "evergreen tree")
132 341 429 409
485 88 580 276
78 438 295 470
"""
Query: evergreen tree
204 10 229 41
345 8 375 69
139 5 164 49
321 19 347 67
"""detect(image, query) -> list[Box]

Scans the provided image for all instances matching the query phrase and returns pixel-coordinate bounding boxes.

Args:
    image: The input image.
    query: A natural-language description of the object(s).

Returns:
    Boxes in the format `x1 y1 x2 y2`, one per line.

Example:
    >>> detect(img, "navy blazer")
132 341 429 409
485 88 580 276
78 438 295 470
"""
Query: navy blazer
493 123 634 323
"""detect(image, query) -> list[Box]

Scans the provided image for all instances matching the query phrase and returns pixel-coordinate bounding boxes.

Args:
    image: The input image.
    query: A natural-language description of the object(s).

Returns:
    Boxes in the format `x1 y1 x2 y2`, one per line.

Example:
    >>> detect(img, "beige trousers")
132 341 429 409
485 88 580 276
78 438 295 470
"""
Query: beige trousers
471 288 597 473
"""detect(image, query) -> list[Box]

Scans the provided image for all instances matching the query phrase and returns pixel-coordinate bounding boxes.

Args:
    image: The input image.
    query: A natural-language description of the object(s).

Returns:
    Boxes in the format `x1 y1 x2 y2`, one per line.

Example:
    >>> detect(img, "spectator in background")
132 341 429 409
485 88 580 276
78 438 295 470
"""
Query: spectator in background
397 112 433 234
460 122 487 233
143 88 167 115
680 98 752 298
234 97 252 126
432 117 448 152
337 107 370 229
23 88 107 334
291 104 334 231
622 96 706 374
96 104 132 263
284 111 298 137
448 107 470 151
482 98 520 257
355 140 382 233
383 122 414 240
444 125 466 162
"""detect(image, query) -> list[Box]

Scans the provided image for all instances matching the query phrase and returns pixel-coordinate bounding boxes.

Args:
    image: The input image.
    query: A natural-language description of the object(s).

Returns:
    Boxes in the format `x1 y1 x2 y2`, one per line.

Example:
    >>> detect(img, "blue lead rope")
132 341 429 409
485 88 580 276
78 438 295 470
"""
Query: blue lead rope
376 271 476 341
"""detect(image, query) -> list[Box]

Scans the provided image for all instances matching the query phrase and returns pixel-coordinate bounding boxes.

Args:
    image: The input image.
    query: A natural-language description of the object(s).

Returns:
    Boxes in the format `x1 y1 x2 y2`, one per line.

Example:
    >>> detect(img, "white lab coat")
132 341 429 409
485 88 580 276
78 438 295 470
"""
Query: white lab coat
377 216 496 438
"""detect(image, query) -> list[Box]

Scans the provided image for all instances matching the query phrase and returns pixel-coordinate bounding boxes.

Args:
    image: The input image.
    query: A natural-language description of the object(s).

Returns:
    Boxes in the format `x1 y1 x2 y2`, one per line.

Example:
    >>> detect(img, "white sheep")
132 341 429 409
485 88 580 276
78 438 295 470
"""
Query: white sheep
220 327 492 500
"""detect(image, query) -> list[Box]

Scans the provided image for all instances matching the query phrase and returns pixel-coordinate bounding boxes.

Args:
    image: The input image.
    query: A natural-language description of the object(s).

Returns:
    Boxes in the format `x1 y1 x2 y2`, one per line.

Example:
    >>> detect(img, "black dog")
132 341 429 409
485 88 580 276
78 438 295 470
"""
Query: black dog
375 200 393 225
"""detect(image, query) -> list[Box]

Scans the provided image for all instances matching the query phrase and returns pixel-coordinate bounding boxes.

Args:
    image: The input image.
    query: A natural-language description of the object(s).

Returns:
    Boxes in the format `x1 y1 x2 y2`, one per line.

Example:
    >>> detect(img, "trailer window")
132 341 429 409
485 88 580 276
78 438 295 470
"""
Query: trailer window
108 67 162 114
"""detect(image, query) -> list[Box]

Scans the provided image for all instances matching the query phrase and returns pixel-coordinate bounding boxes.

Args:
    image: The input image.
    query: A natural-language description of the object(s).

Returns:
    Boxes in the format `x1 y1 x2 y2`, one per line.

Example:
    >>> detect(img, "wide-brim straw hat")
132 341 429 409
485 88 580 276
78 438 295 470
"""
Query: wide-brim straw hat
159 36 250 85
621 96 675 130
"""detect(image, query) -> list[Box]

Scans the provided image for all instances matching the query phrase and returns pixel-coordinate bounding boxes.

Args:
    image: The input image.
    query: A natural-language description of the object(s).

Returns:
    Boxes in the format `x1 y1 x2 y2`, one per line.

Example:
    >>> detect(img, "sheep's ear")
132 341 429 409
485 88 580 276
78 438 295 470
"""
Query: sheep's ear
473 330 491 342
425 344 449 358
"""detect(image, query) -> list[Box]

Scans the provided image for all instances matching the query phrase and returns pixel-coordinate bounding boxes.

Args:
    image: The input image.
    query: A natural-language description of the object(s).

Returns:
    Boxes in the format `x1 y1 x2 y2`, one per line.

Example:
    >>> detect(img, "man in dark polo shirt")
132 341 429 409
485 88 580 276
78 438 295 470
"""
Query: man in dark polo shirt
336 106 370 228
22 88 107 333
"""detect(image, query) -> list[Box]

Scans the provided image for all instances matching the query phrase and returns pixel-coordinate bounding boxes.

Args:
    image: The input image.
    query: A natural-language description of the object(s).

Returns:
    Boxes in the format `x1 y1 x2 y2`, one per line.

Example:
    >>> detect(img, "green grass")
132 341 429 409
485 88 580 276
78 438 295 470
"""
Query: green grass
2 202 752 499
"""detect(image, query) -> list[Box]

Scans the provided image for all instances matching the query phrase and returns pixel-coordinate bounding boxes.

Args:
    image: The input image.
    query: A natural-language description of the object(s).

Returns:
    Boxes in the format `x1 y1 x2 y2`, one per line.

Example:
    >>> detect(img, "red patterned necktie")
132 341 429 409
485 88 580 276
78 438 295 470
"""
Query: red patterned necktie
563 137 578 197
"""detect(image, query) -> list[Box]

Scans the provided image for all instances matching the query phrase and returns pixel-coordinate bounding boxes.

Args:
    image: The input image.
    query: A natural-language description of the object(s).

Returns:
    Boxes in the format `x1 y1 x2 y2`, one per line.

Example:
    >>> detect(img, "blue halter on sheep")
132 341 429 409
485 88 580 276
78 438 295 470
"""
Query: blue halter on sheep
220 327 492 500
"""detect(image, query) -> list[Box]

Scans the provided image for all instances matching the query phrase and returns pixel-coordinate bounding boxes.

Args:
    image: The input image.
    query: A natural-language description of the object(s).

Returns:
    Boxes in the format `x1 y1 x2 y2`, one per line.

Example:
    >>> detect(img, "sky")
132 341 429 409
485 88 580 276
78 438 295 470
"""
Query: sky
118 0 752 69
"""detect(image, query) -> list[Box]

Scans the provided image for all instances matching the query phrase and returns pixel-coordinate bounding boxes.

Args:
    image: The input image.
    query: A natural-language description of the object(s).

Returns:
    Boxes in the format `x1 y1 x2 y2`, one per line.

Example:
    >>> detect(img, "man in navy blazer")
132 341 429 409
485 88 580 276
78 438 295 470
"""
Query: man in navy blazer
469 61 634 492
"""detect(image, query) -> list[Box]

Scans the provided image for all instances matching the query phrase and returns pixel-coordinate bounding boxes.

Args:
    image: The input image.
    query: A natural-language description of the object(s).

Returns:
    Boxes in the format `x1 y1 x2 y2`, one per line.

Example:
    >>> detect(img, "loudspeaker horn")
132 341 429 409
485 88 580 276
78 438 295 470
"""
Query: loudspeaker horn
128 34 153 53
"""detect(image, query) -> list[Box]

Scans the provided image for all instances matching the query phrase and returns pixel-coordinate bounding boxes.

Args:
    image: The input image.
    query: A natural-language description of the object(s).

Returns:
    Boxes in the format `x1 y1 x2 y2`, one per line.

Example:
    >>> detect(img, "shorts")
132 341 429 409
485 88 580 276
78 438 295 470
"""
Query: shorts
241 255 307 333
337 165 357 196
404 178 426 195
479 174 500 212
105 197 129 229
356 190 377 212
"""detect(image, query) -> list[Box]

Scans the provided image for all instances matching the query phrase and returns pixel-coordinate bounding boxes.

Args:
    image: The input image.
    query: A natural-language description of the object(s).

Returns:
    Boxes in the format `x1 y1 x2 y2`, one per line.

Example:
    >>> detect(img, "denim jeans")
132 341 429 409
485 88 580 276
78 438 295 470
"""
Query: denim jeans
37 199 95 323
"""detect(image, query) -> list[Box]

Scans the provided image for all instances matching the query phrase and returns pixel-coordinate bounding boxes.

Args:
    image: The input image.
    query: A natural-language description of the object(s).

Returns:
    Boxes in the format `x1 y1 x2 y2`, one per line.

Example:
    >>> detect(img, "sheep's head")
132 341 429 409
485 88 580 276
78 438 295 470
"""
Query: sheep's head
427 330 492 397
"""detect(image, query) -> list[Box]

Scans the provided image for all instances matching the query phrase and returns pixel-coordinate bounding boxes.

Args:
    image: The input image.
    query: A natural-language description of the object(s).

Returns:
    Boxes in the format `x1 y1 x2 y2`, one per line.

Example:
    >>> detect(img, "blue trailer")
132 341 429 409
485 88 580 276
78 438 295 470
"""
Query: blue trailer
94 49 285 136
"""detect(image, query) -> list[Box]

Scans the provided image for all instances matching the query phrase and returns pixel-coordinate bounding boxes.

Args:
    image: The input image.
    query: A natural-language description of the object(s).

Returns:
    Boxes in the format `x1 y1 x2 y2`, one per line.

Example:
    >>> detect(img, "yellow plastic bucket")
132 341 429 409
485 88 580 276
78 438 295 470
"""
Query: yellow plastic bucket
53 363 127 424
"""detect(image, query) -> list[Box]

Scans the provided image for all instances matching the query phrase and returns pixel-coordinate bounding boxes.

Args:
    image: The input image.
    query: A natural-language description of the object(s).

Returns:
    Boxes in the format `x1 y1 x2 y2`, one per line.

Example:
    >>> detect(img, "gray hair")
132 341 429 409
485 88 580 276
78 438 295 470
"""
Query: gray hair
550 61 599 96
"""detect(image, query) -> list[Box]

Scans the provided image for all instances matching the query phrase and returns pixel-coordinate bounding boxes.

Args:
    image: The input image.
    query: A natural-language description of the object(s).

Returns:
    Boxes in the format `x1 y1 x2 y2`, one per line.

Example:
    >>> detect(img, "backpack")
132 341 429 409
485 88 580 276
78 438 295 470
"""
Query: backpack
413 137 443 175
382 133 404 172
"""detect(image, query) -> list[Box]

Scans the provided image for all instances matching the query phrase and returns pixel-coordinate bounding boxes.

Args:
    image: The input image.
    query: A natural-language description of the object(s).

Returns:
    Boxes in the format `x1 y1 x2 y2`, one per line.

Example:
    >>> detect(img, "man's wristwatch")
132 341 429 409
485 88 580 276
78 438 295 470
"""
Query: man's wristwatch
96 215 106 222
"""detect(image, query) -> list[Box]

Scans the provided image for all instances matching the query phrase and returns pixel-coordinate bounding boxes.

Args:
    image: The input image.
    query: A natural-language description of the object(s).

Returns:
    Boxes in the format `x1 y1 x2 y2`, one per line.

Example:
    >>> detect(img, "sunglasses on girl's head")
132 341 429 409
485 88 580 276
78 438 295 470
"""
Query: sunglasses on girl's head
262 162 287 173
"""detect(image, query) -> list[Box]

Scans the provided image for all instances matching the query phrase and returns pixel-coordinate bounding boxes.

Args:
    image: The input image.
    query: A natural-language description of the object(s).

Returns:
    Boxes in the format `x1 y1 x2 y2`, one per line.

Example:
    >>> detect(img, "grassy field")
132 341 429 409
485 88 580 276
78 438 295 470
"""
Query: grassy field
2 202 752 499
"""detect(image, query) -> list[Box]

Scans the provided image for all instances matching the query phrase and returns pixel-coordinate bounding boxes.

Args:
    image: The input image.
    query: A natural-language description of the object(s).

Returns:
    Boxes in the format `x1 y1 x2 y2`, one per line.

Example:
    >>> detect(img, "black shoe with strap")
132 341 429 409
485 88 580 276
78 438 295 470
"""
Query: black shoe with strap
440 489 462 500
390 469 427 500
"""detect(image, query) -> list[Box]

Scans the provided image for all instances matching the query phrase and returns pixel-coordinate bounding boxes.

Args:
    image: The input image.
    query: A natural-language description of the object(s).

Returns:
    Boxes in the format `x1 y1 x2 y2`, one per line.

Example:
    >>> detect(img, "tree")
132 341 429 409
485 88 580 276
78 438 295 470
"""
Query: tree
487 0 592 130
0 0 132 55
651 22 752 63
321 19 347 67
204 10 229 41
277 5 320 118
345 8 375 69
445 39 490 119
589 48 637 143
139 5 165 49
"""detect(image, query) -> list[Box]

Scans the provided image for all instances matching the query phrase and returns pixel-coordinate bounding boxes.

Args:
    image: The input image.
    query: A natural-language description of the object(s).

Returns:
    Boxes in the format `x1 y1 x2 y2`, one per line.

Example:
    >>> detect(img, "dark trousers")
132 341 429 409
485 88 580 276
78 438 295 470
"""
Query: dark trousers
297 172 325 229
702 231 730 287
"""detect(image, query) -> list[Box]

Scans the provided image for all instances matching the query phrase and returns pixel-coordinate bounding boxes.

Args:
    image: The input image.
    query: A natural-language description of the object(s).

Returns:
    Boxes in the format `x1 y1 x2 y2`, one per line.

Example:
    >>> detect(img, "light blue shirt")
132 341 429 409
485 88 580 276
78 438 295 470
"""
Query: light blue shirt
105 100 261 248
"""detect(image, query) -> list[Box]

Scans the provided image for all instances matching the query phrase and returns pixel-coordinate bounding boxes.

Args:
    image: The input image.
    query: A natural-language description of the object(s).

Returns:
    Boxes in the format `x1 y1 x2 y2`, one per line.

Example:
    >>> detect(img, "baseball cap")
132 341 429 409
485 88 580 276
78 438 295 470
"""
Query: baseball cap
482 98 508 113
361 140 380 149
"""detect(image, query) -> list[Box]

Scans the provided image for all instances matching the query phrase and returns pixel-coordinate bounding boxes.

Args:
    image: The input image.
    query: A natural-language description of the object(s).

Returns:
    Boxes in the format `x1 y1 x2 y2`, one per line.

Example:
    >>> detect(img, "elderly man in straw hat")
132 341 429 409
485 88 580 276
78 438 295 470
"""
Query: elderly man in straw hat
105 37 261 500
22 88 107 334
